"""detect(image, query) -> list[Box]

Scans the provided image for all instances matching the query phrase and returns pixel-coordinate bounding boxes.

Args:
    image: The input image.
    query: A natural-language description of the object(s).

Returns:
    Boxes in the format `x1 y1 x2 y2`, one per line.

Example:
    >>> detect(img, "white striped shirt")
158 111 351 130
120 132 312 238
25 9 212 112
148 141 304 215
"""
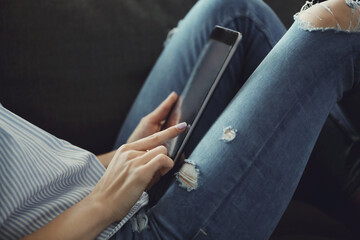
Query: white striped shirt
0 106 148 239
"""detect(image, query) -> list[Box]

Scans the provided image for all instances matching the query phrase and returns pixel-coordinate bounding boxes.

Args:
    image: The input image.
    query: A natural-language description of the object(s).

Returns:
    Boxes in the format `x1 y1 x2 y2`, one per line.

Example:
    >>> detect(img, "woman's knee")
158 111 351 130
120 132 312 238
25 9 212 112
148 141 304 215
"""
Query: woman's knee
296 0 360 31
200 0 285 42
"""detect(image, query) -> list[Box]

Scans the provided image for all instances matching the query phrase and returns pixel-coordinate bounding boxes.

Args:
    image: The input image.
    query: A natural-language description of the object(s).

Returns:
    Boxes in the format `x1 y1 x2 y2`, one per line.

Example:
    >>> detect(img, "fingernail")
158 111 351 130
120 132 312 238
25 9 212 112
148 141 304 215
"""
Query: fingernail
176 122 187 130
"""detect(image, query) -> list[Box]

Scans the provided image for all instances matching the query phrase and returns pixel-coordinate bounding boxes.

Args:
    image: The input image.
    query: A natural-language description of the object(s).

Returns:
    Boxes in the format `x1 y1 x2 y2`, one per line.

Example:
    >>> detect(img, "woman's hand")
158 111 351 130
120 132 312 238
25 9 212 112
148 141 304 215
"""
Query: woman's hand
127 92 178 143
90 122 187 224
97 92 178 169
23 124 187 240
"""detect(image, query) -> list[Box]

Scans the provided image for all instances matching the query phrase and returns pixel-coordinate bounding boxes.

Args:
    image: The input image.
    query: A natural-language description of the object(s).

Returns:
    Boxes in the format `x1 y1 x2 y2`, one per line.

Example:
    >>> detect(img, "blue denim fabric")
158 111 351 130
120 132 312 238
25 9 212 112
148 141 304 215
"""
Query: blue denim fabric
114 0 286 150
113 0 360 239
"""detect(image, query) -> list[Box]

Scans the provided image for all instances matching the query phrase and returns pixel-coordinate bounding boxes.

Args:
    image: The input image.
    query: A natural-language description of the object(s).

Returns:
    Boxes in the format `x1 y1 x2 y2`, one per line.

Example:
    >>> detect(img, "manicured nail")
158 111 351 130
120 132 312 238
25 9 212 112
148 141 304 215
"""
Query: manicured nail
176 122 187 130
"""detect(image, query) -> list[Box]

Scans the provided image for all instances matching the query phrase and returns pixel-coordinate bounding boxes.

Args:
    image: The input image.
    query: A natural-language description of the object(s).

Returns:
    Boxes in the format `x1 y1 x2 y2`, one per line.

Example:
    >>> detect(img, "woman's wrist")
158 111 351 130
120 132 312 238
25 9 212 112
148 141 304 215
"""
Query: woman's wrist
23 194 114 240
81 194 115 232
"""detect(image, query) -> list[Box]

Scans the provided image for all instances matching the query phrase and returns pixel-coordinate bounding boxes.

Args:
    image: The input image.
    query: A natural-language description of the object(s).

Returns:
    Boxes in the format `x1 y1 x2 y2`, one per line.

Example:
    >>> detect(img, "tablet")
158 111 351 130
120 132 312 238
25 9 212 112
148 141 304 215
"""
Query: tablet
164 26 242 164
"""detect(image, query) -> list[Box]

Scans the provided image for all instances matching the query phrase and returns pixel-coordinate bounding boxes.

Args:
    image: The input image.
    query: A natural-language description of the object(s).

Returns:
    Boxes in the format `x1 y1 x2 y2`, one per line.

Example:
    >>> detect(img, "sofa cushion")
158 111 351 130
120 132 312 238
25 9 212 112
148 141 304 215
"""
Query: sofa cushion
0 0 196 154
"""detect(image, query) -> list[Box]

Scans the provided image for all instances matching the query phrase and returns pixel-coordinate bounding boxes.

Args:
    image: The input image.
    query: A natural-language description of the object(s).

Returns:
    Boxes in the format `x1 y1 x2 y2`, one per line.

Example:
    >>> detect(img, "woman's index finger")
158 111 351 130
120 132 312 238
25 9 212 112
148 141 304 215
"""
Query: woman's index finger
129 122 187 151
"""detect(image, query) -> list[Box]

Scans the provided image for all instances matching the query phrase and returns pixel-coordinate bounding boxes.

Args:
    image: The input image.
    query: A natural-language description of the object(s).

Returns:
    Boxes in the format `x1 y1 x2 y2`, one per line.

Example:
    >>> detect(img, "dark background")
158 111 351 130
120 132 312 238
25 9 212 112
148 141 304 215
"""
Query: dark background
0 0 306 155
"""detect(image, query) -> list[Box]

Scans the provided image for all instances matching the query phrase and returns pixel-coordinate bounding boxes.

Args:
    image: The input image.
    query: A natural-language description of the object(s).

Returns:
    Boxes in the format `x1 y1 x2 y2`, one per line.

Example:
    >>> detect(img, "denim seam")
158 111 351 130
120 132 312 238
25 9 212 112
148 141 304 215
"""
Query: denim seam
348 35 360 88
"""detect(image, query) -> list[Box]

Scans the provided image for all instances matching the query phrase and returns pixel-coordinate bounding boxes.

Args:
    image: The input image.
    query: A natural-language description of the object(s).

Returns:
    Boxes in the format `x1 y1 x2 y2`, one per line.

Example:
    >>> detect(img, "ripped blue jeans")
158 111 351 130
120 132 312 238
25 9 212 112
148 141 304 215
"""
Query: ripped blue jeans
113 0 360 239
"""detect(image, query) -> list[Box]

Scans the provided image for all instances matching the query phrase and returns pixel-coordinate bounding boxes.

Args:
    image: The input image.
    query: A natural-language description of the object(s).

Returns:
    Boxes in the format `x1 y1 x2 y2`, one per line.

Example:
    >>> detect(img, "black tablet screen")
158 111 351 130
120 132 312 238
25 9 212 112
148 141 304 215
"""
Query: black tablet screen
164 39 232 161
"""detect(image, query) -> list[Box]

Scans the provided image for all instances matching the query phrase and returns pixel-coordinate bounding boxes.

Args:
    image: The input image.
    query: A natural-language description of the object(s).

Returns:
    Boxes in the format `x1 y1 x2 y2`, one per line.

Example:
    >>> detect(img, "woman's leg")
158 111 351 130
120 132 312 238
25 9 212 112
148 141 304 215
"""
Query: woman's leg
125 1 360 239
113 0 286 149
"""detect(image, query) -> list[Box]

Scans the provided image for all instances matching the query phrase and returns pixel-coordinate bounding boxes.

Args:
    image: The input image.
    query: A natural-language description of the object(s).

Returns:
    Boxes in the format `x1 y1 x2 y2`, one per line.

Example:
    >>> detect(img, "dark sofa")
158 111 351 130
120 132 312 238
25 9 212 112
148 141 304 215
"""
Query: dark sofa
1 0 359 238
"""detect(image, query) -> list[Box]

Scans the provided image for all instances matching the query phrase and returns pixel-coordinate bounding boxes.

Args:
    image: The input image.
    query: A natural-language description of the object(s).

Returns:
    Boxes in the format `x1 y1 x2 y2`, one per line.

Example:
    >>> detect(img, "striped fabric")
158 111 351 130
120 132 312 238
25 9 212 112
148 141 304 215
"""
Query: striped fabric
0 106 148 239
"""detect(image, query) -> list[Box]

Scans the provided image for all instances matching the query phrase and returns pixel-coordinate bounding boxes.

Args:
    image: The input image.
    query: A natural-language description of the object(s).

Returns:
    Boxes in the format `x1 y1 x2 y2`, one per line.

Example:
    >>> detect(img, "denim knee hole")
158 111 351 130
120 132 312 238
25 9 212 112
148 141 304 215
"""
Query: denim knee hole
294 0 360 32
176 160 199 191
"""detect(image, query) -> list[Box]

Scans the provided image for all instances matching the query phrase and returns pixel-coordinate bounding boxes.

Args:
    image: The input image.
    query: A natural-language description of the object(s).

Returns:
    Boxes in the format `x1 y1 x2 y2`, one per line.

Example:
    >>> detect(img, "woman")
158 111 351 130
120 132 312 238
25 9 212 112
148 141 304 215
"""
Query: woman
1 0 359 239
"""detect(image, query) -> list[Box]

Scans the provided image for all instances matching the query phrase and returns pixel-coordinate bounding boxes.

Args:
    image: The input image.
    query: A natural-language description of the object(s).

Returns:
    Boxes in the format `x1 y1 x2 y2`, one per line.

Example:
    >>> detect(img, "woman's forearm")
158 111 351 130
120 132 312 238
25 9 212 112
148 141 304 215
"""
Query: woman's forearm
22 195 113 240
